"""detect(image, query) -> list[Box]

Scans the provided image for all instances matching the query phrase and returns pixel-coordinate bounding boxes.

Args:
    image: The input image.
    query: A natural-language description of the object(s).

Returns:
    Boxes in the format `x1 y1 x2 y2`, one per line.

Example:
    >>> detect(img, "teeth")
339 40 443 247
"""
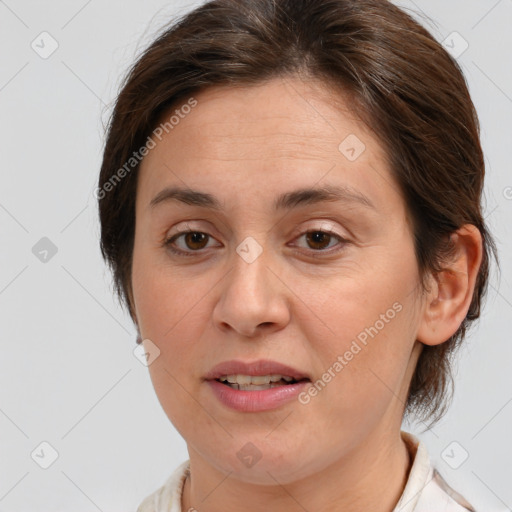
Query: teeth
226 382 286 391
219 374 296 385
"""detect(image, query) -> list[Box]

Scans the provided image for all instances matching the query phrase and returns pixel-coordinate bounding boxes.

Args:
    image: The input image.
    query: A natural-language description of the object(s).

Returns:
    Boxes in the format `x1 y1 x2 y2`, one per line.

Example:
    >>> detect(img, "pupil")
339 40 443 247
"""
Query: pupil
307 231 330 249
186 232 207 249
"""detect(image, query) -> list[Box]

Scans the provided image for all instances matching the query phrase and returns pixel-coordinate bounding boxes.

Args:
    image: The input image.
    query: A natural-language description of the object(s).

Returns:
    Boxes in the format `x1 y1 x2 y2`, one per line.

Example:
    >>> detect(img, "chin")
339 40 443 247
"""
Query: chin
201 440 318 485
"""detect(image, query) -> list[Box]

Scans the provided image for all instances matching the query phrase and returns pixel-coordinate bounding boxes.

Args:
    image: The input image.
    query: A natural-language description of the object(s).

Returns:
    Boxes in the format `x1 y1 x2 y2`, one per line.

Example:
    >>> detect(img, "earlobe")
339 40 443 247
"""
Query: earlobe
416 225 483 347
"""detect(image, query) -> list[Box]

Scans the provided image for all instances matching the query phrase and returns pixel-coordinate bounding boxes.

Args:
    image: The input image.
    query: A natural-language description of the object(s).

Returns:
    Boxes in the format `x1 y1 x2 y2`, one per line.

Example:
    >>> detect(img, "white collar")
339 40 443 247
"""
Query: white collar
394 431 475 512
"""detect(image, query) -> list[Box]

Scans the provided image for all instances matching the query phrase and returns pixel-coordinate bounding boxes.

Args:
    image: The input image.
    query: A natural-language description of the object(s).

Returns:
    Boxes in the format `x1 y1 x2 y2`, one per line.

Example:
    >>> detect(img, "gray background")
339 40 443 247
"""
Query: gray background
0 0 510 510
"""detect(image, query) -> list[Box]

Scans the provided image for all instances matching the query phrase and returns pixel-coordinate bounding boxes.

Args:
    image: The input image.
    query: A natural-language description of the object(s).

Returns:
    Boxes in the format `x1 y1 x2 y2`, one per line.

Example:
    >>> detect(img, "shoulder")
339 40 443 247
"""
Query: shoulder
136 460 190 512
395 431 476 512
414 468 476 511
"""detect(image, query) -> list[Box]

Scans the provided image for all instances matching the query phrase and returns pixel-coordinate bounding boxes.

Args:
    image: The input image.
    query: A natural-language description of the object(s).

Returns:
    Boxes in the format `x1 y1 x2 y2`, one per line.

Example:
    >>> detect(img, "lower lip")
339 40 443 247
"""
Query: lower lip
206 379 310 412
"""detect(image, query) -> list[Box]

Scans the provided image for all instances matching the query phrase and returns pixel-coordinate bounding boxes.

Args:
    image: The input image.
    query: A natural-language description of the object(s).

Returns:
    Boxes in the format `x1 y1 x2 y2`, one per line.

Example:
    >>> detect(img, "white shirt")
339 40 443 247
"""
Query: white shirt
137 431 475 512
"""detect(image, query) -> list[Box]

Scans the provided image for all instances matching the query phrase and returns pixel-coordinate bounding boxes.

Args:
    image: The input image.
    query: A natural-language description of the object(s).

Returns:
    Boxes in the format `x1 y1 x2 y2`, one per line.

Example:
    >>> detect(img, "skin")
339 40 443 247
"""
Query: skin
130 75 483 512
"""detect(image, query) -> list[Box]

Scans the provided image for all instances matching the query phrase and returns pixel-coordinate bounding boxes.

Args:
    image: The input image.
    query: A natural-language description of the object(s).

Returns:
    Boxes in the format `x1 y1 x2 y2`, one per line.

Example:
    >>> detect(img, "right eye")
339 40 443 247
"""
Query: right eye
164 230 221 257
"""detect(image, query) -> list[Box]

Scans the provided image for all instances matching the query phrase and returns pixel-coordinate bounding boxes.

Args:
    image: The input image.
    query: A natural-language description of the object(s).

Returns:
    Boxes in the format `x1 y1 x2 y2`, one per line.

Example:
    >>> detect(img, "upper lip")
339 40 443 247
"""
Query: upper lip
204 359 311 381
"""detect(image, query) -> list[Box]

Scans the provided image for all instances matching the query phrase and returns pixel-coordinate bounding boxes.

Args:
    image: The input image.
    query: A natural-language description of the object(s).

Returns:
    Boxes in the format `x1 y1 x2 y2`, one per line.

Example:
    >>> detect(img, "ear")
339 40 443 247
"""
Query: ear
416 224 483 346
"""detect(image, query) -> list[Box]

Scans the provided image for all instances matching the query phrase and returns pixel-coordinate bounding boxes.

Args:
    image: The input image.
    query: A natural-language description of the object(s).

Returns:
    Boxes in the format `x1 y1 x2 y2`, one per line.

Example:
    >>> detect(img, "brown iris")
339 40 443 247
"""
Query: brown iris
305 231 332 250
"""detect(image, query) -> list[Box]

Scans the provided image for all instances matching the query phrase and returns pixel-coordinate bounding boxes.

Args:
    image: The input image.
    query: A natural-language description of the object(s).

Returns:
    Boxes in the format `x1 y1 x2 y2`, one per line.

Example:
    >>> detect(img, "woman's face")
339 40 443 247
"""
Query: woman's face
131 76 428 483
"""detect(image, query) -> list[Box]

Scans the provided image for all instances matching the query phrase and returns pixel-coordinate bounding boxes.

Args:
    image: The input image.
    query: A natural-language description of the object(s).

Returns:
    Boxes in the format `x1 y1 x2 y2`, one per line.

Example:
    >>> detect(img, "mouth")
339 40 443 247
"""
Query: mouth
215 374 310 391
204 359 312 411
205 358 311 384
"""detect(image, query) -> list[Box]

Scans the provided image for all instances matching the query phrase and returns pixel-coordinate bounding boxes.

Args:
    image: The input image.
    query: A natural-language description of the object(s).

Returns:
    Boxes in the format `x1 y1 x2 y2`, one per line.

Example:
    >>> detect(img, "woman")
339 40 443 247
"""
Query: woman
97 0 498 510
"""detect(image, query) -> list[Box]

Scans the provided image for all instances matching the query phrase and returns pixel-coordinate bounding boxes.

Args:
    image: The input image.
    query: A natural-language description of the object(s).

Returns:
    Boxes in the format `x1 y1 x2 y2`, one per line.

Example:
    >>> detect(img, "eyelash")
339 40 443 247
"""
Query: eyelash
163 229 349 258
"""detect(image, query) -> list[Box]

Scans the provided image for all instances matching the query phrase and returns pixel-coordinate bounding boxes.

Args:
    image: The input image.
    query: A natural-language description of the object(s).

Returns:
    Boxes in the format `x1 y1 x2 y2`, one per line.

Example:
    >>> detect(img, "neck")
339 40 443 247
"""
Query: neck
181 429 412 512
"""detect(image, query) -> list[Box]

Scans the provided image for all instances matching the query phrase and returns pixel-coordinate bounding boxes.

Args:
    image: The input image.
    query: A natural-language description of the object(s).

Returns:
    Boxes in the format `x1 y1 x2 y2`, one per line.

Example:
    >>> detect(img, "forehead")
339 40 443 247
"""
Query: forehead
156 77 381 153
137 76 395 213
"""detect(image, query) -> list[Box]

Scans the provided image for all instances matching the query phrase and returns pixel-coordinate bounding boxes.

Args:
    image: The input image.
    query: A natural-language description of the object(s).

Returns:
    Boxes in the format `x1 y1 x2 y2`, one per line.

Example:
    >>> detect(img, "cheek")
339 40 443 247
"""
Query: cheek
135 273 210 374
132 248 214 411
138 286 214 438
291 255 415 354
132 241 213 341
294 251 420 410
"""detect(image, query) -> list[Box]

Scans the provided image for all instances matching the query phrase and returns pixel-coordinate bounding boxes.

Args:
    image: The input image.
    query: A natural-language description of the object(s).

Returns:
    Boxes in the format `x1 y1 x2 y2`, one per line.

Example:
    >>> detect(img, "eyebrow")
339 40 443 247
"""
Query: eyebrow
149 184 376 212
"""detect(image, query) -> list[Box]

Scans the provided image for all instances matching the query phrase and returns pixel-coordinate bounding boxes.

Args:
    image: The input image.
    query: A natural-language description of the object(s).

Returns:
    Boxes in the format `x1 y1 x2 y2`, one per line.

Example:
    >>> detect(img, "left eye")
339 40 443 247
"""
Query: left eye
163 229 347 257
292 230 346 252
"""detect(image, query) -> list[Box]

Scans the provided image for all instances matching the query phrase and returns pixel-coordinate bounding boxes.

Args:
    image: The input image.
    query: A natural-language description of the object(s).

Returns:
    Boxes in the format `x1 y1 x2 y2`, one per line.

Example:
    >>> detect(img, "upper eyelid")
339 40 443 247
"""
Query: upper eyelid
169 219 342 237
168 221 343 238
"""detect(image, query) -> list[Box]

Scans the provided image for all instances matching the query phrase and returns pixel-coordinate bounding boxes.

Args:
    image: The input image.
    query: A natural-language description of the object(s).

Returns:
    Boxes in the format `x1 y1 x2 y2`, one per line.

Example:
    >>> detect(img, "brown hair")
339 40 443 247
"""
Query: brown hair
98 0 498 425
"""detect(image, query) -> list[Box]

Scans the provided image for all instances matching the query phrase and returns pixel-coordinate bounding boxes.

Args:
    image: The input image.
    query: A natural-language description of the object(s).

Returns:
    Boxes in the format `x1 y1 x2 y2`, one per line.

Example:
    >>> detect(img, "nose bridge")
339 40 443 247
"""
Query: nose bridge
231 235 273 303
213 235 289 336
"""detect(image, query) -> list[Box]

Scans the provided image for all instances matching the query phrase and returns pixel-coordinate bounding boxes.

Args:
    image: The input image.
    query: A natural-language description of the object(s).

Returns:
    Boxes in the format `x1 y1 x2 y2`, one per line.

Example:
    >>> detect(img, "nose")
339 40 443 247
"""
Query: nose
212 242 291 338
